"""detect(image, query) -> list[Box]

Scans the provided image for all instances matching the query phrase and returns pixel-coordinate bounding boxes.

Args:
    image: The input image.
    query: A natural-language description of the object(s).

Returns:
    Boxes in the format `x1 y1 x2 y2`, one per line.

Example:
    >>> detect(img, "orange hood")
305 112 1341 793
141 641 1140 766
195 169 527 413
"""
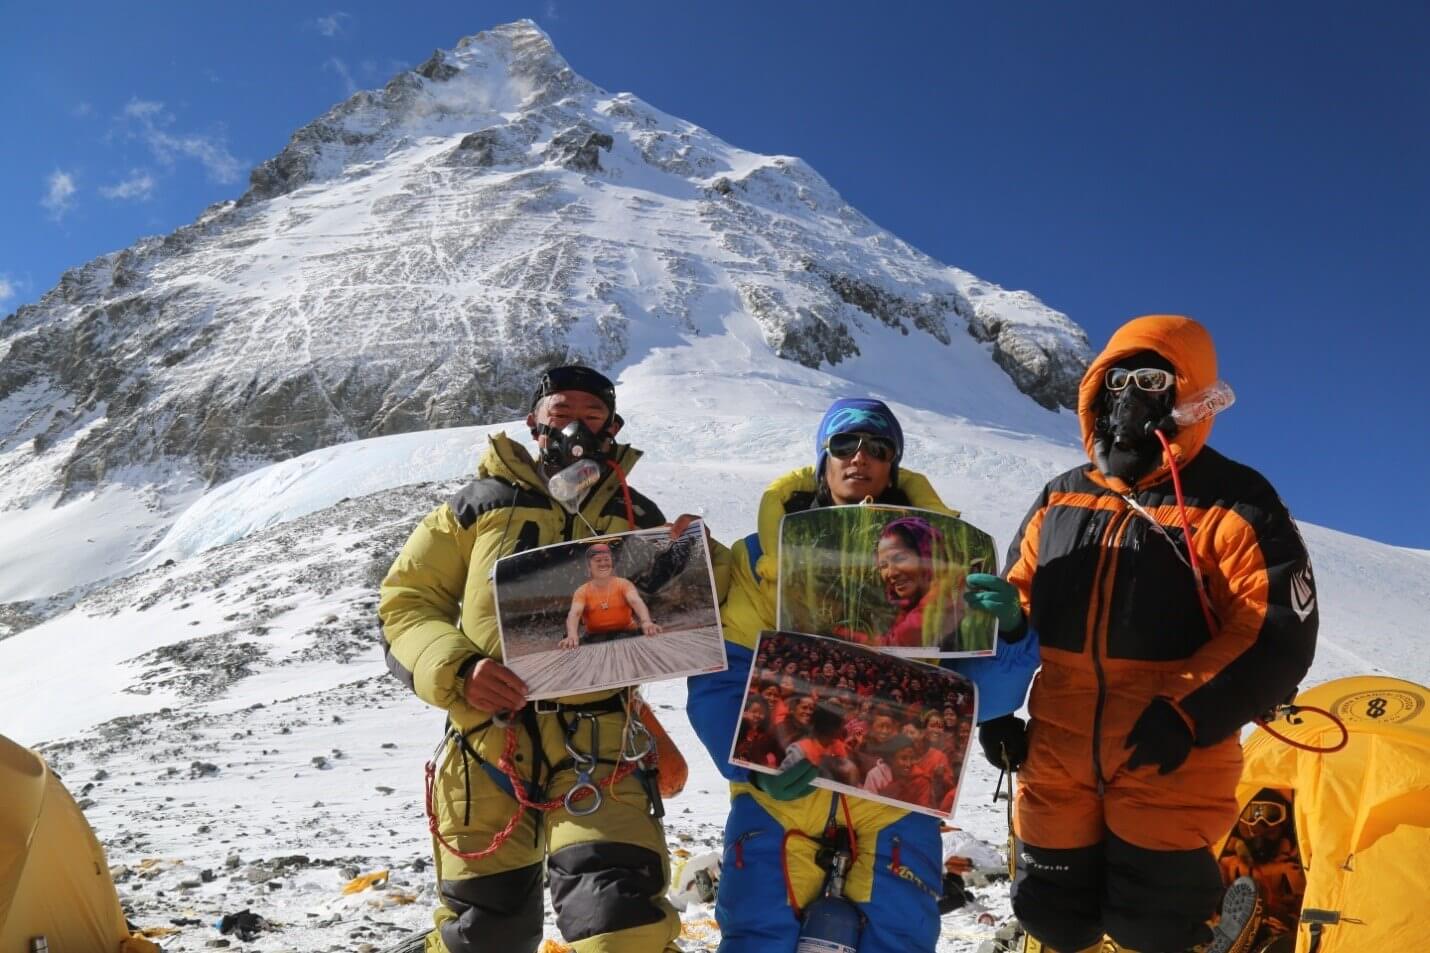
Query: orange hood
1078 314 1218 491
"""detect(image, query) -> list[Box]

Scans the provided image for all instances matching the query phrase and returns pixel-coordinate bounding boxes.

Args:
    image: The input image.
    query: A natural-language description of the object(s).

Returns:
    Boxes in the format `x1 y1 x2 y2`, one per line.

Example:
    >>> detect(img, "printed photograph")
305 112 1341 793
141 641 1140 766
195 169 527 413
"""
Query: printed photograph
777 504 1000 657
495 521 726 699
729 630 978 819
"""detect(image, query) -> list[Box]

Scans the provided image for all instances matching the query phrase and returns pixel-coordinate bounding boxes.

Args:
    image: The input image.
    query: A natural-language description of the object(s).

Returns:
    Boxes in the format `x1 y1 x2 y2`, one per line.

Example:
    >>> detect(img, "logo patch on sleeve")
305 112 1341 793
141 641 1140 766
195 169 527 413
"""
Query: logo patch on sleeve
1290 562 1316 621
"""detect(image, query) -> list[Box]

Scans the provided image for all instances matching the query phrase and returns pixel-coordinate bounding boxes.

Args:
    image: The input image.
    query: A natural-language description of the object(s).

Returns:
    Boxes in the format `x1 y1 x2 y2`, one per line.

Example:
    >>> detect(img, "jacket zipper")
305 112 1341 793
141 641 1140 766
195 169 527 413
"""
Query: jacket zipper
731 829 762 869
1088 505 1133 794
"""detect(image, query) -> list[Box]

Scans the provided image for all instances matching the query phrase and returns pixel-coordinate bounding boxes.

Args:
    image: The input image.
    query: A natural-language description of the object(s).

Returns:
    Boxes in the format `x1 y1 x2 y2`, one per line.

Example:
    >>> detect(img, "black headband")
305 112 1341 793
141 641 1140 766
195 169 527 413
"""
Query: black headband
530 365 617 413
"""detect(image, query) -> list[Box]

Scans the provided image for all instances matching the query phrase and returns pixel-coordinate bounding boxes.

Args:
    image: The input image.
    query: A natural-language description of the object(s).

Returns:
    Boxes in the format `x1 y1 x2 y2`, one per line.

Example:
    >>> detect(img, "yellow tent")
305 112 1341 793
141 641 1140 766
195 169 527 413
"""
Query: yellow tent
1222 675 1430 952
0 733 143 952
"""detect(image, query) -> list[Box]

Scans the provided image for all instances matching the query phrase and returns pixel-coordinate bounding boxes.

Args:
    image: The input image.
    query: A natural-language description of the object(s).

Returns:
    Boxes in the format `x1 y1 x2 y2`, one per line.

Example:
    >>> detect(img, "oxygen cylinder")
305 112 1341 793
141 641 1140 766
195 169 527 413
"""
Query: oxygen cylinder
547 458 603 510
1169 379 1236 427
795 849 862 953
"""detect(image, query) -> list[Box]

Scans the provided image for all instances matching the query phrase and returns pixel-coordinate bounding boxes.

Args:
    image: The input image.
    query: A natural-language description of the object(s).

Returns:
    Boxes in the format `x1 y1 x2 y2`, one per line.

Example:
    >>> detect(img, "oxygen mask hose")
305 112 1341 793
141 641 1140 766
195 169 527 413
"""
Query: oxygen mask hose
1150 424 1347 755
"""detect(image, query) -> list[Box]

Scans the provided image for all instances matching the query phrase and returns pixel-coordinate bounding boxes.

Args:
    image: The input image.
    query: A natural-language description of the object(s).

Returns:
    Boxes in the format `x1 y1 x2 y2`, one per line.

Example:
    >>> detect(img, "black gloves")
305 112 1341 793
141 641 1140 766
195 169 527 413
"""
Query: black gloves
977 714 1029 771
938 871 975 914
1124 697 1195 775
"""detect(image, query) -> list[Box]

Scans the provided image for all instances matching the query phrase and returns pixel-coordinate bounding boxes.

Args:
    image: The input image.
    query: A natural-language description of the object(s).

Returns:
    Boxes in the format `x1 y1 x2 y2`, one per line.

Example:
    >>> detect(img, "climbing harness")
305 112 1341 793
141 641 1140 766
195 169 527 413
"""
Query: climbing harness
424 690 660 862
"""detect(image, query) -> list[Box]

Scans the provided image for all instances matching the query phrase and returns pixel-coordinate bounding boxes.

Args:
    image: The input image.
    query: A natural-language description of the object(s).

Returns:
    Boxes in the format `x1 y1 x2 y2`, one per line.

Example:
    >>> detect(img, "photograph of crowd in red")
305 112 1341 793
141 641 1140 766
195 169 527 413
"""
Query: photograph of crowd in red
729 630 977 818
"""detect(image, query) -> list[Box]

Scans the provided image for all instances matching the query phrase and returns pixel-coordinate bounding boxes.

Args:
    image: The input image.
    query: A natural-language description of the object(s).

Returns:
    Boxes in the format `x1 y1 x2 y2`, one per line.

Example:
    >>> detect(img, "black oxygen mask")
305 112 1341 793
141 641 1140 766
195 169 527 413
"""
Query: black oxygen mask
539 419 612 474
1093 352 1177 483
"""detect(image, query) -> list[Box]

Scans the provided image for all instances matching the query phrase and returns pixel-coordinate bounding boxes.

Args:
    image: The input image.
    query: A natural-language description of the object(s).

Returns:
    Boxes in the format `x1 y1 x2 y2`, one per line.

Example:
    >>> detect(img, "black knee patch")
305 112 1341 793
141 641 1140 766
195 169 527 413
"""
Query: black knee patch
1010 839 1105 952
439 863 543 953
1102 830 1219 952
547 841 666 942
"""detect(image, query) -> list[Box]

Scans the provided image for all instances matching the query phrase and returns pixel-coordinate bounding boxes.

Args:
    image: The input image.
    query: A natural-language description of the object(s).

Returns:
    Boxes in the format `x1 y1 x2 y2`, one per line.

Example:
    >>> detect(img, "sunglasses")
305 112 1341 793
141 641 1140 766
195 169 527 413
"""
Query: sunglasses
1105 367 1175 393
826 432 898 462
1241 800 1288 828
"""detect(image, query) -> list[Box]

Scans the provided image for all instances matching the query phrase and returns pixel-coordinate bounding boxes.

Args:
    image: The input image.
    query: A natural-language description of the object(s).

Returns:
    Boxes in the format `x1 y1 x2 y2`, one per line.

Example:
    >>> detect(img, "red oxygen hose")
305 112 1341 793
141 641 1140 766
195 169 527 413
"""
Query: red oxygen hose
1152 430 1346 755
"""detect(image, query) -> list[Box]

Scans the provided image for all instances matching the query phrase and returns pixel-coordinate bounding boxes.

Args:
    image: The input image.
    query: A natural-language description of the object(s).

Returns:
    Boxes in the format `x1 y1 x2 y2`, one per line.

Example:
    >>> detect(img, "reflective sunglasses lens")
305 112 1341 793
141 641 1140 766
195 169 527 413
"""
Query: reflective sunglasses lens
1105 368 1133 391
862 438 896 461
827 433 895 461
827 433 862 459
1245 801 1285 826
1133 369 1174 392
1105 367 1173 393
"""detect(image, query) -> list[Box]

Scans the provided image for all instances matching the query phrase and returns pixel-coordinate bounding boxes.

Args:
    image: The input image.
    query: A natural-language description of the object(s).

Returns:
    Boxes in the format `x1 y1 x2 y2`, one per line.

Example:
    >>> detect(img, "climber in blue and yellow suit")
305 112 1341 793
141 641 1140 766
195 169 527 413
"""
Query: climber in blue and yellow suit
687 398 1041 953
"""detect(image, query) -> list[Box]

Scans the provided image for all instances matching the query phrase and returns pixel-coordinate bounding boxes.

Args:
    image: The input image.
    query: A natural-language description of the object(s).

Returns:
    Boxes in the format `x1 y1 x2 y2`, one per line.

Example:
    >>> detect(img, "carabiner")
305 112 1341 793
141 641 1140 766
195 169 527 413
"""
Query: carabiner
564 713 600 763
565 774 603 816
621 718 654 763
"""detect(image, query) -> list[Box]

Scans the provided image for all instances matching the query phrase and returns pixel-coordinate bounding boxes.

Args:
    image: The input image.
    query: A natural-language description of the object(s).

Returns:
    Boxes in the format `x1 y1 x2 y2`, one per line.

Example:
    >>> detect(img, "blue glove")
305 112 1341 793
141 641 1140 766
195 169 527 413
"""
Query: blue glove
963 573 1025 632
750 756 818 800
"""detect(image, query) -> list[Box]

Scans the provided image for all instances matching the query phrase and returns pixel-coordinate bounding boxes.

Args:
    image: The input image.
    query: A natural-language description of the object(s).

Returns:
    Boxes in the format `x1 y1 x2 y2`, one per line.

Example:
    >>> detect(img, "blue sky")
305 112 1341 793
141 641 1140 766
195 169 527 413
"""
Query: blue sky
2 3 1427 547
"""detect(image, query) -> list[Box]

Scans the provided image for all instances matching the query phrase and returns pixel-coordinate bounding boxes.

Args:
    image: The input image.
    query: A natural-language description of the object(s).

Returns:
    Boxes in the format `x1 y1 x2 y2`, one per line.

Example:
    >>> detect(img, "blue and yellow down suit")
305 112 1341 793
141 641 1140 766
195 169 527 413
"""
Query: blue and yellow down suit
687 466 1041 952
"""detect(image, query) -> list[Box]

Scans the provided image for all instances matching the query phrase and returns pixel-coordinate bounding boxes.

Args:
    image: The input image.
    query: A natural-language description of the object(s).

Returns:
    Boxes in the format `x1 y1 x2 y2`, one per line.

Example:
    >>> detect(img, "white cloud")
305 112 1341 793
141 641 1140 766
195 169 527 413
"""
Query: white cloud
118 98 245 185
41 170 78 218
544 0 560 20
313 12 349 37
0 277 16 307
123 98 166 121
325 57 358 95
100 169 157 201
72 102 95 119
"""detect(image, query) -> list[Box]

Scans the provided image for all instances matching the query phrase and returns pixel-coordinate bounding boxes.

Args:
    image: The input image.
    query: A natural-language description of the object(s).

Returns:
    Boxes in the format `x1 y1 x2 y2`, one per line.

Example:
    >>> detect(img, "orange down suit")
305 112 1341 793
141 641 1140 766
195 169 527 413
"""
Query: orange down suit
1008 315 1318 855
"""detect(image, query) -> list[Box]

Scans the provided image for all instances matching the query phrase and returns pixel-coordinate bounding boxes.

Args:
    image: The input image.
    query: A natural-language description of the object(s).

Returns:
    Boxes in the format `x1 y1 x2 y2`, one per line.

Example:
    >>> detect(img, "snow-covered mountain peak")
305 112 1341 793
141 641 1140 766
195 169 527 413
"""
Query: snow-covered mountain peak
0 21 1090 604
241 20 594 204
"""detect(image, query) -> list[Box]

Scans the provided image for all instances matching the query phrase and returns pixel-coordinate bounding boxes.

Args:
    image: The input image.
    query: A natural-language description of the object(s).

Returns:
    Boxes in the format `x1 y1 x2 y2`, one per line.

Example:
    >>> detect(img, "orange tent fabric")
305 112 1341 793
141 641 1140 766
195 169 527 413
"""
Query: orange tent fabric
1224 676 1430 952
0 733 133 952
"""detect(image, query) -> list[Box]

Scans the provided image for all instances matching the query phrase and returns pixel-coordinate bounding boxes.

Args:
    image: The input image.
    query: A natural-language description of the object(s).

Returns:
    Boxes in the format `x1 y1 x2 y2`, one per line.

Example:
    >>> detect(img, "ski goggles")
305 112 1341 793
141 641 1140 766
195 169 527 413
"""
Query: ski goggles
1104 367 1175 393
1240 799 1288 828
825 432 898 462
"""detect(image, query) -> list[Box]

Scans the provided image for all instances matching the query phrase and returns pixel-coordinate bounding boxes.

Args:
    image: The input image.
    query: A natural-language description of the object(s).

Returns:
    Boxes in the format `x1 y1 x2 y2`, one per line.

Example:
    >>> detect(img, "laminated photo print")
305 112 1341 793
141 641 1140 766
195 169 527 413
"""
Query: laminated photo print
494 520 726 700
729 630 978 820
777 504 1000 657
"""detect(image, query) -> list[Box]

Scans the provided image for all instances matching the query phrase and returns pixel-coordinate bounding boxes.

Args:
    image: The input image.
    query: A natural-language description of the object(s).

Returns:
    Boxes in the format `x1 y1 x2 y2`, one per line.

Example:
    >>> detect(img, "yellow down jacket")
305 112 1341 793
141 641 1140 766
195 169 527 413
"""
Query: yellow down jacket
379 431 676 734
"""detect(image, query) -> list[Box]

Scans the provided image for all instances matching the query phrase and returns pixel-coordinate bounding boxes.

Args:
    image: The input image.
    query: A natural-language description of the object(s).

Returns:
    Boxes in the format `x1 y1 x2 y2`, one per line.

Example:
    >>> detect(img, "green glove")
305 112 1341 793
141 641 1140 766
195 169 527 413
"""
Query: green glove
963 573 1025 632
750 756 819 801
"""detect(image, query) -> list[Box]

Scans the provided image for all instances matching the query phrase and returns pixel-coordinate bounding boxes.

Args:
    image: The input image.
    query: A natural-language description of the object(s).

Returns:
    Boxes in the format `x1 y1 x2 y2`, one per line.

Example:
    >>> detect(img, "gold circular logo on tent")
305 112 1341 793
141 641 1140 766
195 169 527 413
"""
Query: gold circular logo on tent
1332 689 1425 724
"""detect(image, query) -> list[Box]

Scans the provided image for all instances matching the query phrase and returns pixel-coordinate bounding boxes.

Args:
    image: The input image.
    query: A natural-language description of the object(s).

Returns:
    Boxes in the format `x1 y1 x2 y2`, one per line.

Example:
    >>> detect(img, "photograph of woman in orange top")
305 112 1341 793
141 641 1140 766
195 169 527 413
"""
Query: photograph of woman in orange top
559 542 662 648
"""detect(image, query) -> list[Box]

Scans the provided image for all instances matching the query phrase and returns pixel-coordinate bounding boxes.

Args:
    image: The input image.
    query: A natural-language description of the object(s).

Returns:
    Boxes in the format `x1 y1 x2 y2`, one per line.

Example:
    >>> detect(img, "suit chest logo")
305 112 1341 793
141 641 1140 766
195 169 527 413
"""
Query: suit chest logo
1290 563 1315 622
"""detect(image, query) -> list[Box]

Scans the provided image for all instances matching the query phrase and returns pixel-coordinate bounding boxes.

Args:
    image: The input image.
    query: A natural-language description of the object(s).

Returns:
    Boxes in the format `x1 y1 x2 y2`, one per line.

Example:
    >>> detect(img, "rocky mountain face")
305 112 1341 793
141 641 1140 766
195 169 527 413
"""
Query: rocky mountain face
0 20 1089 503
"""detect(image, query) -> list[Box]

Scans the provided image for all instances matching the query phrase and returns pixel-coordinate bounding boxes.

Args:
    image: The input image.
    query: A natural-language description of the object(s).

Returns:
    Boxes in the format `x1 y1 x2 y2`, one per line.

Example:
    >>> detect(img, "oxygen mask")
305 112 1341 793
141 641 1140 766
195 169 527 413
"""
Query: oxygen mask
542 419 613 510
1094 354 1177 483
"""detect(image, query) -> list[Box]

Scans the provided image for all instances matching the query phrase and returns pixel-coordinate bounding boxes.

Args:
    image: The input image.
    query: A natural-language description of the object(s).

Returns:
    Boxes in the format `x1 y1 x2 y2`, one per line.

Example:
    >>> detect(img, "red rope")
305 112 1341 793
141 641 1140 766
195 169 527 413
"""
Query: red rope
781 828 806 917
778 793 860 920
1152 430 1347 755
425 720 649 861
1256 704 1350 754
1153 430 1218 635
607 458 637 526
